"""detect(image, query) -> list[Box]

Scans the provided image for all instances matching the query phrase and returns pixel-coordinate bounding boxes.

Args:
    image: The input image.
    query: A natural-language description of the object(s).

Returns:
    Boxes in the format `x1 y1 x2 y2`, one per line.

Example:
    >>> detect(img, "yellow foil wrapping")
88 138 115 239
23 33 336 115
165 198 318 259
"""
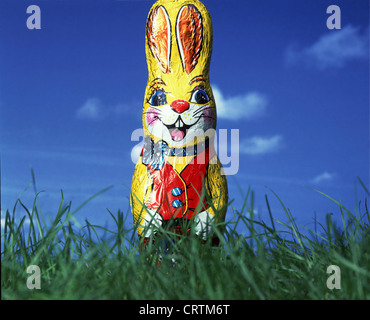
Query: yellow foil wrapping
130 0 228 242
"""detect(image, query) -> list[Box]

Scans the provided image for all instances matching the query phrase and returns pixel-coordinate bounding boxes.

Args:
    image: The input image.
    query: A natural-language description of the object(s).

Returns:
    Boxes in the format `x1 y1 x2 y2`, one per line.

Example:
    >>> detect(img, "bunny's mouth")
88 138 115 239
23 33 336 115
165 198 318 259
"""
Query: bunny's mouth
165 116 193 142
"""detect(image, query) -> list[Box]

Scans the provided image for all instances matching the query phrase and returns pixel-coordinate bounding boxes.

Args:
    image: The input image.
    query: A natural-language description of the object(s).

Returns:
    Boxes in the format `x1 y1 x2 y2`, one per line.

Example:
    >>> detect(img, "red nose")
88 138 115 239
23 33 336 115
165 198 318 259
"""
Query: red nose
171 100 190 113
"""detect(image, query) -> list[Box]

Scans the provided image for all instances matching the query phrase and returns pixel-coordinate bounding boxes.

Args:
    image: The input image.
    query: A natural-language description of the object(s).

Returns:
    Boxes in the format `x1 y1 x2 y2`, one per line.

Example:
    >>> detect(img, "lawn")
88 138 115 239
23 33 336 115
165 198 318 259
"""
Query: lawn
1 177 369 300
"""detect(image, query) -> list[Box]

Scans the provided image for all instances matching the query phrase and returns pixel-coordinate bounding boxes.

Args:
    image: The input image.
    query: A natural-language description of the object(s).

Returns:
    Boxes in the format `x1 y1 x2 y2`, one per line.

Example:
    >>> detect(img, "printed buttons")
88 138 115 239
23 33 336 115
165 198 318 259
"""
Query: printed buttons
171 199 183 208
171 187 183 197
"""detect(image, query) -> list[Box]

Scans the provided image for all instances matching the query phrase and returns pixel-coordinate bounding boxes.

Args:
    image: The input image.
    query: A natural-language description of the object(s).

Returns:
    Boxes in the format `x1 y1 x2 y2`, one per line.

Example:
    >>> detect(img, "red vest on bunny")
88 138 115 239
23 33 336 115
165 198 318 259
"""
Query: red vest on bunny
145 146 214 220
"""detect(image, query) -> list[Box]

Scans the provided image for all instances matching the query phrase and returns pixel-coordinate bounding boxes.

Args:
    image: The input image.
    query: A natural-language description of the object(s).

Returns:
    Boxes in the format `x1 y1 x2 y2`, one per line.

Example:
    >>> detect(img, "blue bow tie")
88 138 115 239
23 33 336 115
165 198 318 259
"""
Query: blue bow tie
142 139 168 170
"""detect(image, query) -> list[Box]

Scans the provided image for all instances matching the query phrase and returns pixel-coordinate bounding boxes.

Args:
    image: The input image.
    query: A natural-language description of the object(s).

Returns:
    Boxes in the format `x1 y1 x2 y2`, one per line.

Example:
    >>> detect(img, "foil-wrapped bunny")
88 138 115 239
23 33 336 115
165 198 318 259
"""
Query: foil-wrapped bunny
131 0 228 245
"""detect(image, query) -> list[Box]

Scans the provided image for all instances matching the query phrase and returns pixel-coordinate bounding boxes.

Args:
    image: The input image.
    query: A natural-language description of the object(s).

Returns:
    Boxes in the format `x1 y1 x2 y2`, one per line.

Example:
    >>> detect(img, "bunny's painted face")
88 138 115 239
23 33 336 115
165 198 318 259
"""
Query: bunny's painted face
143 0 216 148
144 75 216 147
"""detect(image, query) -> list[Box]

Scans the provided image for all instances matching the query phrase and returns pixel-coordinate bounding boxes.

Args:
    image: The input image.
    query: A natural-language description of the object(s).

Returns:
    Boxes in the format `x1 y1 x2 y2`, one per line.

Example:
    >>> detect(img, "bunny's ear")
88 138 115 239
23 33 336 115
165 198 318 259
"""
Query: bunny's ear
176 4 203 74
146 6 171 74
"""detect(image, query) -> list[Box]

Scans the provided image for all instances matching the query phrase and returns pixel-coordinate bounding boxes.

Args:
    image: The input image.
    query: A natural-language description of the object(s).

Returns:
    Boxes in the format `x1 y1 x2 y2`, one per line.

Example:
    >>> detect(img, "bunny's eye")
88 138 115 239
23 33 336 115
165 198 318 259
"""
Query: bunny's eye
149 90 167 106
190 88 210 105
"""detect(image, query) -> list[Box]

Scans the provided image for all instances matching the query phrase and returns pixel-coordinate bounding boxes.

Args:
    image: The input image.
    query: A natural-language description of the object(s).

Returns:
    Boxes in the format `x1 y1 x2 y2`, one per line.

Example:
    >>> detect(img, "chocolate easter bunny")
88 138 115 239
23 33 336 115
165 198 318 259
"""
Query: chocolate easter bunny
131 0 228 244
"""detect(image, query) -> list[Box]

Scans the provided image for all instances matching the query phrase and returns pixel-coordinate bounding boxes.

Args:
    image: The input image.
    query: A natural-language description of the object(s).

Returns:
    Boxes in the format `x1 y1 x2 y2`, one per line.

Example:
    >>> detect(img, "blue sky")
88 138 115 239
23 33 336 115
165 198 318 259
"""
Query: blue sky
1 0 369 236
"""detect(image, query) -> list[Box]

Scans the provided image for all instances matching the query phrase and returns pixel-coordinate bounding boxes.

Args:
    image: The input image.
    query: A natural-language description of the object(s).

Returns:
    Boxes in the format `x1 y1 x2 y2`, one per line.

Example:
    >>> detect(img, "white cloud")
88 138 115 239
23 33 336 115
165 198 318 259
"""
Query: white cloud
286 25 368 69
311 172 336 184
76 98 134 121
239 135 283 155
212 86 267 120
76 98 105 121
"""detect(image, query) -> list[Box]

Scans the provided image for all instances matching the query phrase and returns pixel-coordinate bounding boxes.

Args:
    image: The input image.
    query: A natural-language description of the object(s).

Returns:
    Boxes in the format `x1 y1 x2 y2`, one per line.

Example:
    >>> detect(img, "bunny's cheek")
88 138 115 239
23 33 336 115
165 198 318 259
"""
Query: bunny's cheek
146 108 159 127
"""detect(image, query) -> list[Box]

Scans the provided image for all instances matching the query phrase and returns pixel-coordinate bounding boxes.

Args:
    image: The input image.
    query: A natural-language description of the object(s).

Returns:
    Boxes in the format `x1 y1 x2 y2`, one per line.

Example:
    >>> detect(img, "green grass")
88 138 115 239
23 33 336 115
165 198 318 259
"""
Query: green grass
1 178 369 300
